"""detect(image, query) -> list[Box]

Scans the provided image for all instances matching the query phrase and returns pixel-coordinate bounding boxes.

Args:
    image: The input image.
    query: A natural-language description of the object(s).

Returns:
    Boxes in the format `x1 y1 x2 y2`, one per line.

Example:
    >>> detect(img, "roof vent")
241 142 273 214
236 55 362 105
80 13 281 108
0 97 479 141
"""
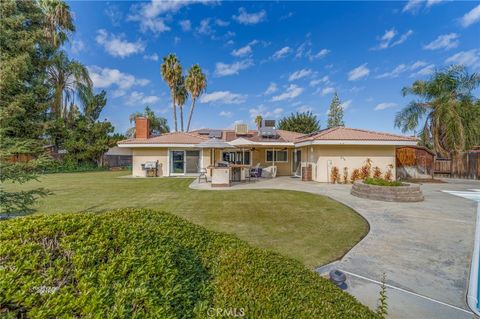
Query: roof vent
235 123 248 135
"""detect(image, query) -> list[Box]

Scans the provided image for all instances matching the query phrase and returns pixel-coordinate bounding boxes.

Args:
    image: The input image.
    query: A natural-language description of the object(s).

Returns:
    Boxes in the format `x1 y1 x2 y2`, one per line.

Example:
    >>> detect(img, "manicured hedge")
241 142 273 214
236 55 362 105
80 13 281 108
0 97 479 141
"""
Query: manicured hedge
0 209 379 318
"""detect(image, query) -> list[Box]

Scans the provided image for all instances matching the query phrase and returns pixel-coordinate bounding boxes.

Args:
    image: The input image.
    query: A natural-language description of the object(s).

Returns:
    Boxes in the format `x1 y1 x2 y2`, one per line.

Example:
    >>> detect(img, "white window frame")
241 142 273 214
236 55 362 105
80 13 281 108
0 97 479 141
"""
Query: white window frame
265 149 289 163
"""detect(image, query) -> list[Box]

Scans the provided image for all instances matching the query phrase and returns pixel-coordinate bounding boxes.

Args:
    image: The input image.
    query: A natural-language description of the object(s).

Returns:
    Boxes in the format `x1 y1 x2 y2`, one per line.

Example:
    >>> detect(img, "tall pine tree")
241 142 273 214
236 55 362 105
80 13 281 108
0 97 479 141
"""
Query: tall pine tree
0 1 53 215
327 92 345 128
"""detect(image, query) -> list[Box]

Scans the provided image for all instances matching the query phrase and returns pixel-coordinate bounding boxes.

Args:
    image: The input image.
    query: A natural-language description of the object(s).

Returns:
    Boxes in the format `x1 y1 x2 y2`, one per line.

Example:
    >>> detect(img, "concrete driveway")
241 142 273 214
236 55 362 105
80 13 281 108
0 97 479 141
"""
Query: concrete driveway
191 177 480 318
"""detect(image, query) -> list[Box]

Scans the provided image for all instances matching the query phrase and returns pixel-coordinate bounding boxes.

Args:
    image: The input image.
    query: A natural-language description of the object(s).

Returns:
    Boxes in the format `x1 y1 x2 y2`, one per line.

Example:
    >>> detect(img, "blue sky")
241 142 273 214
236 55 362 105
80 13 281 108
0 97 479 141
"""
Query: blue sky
65 0 480 135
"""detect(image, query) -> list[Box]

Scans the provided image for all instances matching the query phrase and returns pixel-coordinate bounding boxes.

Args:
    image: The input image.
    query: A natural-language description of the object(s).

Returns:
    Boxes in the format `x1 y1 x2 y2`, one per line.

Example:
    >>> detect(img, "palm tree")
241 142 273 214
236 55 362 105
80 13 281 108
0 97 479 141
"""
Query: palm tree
46 51 92 119
395 65 480 156
175 77 189 132
128 106 170 138
255 115 263 130
39 0 75 48
161 54 183 132
185 64 207 132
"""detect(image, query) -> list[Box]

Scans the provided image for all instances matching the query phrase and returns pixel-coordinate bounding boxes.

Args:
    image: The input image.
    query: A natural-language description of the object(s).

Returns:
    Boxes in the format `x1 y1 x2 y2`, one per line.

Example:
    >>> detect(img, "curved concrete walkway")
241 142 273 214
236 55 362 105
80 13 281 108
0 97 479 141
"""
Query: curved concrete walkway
190 177 480 319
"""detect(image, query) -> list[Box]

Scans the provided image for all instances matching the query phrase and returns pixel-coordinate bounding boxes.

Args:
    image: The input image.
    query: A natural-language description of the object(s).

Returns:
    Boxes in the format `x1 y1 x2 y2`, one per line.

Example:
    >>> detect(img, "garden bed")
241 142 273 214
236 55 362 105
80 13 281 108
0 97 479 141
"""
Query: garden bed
351 180 424 202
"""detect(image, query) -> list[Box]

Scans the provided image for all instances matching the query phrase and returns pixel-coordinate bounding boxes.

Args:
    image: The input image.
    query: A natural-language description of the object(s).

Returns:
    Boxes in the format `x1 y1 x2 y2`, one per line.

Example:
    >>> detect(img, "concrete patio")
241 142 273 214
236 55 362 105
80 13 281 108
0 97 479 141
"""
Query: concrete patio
190 177 480 318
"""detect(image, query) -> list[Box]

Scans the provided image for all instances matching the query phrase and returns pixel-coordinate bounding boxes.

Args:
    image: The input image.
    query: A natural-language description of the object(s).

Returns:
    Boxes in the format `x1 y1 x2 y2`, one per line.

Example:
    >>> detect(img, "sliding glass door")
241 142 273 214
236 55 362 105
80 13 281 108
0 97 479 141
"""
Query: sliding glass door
170 150 200 175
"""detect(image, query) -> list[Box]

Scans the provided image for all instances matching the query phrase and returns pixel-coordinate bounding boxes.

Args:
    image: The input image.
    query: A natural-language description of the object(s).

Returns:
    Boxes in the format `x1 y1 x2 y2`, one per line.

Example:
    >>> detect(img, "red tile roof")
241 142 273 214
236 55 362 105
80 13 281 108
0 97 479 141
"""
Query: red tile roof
118 132 207 144
296 127 418 142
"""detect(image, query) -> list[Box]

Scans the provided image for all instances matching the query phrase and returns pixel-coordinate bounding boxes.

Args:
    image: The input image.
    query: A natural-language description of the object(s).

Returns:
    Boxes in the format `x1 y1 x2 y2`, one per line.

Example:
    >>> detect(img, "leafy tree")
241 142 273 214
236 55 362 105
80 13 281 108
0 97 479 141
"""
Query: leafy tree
175 76 188 132
278 112 320 134
327 92 345 128
128 106 170 138
185 64 207 132
0 0 56 215
62 92 115 166
161 54 183 132
46 51 92 119
395 65 480 156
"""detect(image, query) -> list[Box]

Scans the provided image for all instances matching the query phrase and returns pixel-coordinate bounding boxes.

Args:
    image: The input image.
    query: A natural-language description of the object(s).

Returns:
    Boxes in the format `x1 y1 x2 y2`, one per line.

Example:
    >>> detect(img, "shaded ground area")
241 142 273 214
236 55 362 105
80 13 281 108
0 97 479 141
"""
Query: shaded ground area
1 171 368 268
191 177 480 318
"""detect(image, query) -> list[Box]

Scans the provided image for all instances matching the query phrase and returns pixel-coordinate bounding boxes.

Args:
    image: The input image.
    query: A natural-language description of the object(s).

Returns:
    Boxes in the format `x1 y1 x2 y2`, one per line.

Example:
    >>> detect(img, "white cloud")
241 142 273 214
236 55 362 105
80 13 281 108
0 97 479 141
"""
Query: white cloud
410 64 435 77
70 39 85 54
95 29 145 58
309 49 330 61
105 4 123 26
233 7 266 25
296 105 313 113
249 105 284 120
424 33 460 50
143 53 159 61
321 87 335 96
197 18 213 35
374 102 397 111
179 20 191 31
403 0 445 13
372 28 413 50
200 91 246 104
215 19 230 27
88 66 149 90
219 111 233 117
340 99 352 110
125 91 160 106
271 84 304 101
128 0 210 34
348 63 370 81
309 76 329 87
272 46 291 60
288 68 312 81
403 0 423 13
264 82 278 95
214 59 253 77
460 4 480 28
376 61 428 79
445 49 480 69
231 40 258 57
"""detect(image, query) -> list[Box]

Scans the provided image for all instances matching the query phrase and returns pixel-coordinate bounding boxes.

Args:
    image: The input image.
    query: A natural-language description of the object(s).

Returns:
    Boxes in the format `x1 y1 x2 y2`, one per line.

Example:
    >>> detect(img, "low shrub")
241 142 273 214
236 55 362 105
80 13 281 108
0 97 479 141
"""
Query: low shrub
350 168 361 183
360 158 372 179
0 209 378 319
342 167 349 184
372 166 382 179
330 166 340 183
364 177 403 187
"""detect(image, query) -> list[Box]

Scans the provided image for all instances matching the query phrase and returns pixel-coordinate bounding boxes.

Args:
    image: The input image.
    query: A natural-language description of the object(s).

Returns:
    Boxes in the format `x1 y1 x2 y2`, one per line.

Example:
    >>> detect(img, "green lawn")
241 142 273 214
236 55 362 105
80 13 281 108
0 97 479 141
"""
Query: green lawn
2 171 369 268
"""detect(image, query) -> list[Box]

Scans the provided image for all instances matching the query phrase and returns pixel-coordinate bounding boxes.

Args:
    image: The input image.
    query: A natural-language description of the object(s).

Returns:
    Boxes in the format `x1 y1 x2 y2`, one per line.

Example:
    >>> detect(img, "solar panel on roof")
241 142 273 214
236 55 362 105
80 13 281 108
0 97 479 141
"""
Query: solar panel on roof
260 127 277 138
208 130 222 138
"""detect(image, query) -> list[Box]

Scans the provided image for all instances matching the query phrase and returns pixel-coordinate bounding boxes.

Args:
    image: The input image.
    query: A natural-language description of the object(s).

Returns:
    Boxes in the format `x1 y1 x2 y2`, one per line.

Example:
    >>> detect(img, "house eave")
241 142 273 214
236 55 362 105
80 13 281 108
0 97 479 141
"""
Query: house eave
294 140 418 147
118 143 199 148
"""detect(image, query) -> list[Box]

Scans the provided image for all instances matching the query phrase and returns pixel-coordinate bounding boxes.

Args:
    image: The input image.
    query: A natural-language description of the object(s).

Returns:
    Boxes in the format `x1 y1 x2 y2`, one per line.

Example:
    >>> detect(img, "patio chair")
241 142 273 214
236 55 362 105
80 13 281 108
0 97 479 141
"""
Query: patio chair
196 164 208 183
250 163 261 182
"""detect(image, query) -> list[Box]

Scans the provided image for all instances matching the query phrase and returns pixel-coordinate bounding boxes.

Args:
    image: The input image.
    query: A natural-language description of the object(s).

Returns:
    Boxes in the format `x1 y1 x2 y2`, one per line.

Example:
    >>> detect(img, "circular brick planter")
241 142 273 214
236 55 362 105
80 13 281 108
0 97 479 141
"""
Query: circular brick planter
351 180 424 202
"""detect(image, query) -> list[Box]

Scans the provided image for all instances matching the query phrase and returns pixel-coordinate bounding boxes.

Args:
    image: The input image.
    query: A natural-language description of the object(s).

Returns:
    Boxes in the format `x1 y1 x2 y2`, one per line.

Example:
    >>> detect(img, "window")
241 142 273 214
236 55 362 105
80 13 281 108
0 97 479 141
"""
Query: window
265 150 288 162
222 151 251 165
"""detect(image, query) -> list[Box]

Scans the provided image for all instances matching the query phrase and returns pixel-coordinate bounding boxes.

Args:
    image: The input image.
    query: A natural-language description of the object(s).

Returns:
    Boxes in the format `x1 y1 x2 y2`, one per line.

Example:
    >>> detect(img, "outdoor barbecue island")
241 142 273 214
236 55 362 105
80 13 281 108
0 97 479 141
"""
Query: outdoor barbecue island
209 164 250 187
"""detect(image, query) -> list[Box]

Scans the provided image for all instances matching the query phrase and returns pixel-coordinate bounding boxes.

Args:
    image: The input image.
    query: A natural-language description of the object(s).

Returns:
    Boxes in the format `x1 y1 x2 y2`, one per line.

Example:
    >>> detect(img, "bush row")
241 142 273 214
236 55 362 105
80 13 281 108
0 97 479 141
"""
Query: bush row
0 209 379 318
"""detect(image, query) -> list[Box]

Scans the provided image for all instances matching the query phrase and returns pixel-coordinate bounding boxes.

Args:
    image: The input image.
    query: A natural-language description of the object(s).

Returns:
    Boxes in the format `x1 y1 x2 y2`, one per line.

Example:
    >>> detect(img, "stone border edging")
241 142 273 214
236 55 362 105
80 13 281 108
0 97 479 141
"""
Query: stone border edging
351 180 424 202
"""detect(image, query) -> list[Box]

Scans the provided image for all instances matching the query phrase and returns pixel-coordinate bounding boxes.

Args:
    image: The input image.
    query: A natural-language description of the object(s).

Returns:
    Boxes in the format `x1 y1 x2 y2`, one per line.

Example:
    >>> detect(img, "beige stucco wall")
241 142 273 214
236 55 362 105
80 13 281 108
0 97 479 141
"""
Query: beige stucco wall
131 148 168 177
300 145 396 183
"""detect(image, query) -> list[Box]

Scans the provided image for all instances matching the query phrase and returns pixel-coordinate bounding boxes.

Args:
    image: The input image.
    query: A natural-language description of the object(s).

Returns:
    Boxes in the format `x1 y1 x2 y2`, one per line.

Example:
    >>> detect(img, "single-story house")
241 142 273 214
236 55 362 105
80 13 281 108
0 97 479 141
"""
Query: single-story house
118 117 418 182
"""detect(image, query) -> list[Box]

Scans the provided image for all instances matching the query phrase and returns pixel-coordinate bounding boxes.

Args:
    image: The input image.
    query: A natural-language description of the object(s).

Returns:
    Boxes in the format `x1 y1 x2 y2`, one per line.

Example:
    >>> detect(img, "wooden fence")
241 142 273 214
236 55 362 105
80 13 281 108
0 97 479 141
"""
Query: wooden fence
434 151 480 179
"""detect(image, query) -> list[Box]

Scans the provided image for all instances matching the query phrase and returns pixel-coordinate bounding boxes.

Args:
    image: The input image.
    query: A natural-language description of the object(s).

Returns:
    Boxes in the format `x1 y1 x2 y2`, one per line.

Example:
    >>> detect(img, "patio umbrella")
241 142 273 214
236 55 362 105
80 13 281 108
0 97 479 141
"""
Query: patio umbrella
196 138 235 167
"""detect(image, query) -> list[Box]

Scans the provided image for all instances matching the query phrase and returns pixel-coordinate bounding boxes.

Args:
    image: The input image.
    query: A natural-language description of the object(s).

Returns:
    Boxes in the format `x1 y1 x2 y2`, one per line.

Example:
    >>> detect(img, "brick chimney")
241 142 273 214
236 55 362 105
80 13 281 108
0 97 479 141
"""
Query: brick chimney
135 117 150 139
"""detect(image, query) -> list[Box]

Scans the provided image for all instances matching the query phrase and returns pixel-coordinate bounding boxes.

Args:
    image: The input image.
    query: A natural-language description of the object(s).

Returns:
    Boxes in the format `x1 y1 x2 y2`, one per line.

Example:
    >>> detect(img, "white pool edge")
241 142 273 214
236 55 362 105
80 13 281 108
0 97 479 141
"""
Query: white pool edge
467 203 480 316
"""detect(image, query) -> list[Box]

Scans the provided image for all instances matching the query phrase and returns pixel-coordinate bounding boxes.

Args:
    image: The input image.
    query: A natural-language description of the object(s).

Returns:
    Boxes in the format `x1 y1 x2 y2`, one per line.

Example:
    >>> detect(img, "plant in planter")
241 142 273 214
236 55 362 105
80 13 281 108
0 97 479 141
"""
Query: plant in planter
384 164 394 181
360 158 372 179
330 166 340 184
342 167 349 184
350 168 361 183
372 166 382 179
364 177 403 187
